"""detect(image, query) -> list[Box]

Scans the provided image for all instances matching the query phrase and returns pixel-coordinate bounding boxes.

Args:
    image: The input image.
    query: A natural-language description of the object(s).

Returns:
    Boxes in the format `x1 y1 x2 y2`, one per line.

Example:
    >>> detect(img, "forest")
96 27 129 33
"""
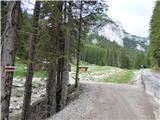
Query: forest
1 0 160 120
81 33 147 69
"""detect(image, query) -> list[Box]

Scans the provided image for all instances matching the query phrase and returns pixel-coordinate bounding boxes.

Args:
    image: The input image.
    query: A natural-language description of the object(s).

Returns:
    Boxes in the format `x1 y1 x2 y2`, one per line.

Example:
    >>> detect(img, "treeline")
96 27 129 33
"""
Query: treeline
148 1 160 68
81 34 148 69
1 1 107 120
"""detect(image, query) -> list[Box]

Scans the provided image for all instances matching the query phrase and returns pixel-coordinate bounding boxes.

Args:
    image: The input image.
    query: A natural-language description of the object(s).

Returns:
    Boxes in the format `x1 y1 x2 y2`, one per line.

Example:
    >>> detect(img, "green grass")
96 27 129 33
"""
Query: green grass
14 63 26 77
78 65 119 79
152 66 160 72
13 63 47 78
71 61 120 78
79 61 89 66
89 66 114 72
34 70 47 78
101 70 134 83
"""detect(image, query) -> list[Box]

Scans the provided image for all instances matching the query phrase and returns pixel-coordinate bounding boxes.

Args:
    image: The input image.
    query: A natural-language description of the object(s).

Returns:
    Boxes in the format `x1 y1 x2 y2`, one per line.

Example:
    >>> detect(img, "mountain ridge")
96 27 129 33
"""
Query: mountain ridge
91 15 149 51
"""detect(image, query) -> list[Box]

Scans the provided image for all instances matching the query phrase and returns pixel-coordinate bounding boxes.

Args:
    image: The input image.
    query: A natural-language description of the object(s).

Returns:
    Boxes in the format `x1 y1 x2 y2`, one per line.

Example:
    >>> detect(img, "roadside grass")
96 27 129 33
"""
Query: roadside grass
14 63 26 77
78 61 116 72
101 70 134 83
14 63 47 78
71 64 117 78
152 66 160 72
71 61 121 79
34 70 47 78
89 65 115 72
80 66 114 77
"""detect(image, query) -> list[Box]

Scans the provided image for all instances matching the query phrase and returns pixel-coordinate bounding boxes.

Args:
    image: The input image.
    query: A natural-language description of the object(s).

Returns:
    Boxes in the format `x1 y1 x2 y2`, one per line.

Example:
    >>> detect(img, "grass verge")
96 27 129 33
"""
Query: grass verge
152 66 160 72
14 63 47 78
101 70 134 83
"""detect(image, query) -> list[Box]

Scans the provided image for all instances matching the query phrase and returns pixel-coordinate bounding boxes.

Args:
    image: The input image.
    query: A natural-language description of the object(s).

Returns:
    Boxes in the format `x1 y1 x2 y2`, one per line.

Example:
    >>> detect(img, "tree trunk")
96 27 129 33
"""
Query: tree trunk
46 1 62 115
1 1 20 120
75 1 83 88
46 62 57 116
21 1 40 120
60 2 70 110
60 43 69 109
56 30 65 111
1 1 8 35
56 1 70 111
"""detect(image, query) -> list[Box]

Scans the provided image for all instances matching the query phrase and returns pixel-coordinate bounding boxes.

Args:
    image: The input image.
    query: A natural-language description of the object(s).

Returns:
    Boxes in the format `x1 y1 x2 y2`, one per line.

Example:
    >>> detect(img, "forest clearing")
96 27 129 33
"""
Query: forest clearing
7 61 160 120
9 62 131 119
1 0 160 120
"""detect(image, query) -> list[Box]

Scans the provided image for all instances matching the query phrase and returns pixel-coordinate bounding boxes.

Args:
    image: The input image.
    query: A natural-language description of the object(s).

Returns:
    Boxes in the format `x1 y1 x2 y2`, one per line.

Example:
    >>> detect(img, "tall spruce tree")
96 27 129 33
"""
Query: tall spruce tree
21 1 41 119
1 1 21 119
75 1 83 88
150 1 160 67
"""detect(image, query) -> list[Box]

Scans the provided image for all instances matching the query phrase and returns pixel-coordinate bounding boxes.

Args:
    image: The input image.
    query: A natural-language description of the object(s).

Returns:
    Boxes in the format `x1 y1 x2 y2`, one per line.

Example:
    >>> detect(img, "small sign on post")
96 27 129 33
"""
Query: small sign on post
4 66 16 72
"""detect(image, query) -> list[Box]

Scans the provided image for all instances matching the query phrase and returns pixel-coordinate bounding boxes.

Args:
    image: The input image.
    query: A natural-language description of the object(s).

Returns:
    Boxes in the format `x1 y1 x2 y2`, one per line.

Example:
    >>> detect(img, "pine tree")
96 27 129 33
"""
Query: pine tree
150 1 160 67
17 11 32 60
21 1 41 119
1 1 8 35
75 1 83 88
1 1 21 119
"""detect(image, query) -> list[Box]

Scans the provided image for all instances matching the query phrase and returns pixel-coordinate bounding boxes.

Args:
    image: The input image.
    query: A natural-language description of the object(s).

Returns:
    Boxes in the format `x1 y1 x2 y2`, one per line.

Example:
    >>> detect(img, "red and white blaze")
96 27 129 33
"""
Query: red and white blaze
4 66 16 72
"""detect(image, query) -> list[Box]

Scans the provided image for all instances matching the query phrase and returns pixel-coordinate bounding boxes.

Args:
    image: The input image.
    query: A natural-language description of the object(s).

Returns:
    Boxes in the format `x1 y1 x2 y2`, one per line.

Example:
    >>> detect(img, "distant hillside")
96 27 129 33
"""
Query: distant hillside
90 14 149 51
81 33 147 69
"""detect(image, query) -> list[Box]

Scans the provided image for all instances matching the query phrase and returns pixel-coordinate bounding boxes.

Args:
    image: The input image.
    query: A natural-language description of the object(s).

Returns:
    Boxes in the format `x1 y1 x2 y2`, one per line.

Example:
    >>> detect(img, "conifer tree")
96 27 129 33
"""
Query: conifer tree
1 1 20 119
150 1 160 67
21 1 41 119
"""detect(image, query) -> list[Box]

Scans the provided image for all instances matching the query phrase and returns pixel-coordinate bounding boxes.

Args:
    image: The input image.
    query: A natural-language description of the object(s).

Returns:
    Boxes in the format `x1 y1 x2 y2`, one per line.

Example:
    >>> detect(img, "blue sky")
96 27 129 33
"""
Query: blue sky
106 0 156 37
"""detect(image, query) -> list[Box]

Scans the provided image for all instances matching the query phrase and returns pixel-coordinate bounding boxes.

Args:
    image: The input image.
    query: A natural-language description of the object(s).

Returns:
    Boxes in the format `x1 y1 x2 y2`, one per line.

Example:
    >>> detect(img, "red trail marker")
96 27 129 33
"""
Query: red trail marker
4 66 16 72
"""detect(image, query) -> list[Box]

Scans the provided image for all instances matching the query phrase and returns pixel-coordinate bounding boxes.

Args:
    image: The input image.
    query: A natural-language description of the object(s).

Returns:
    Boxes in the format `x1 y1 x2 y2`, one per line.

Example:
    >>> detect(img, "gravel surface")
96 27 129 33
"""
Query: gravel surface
9 77 46 115
48 80 155 120
142 69 160 120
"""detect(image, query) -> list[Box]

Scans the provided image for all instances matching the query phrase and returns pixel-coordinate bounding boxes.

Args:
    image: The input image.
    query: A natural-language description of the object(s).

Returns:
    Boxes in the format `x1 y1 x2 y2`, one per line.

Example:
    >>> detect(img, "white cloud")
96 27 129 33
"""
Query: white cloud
21 0 35 15
106 0 156 37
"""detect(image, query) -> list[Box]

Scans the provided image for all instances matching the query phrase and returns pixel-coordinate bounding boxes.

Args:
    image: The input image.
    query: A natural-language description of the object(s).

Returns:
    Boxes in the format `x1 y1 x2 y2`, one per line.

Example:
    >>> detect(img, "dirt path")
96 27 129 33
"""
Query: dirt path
49 81 155 120
142 69 160 120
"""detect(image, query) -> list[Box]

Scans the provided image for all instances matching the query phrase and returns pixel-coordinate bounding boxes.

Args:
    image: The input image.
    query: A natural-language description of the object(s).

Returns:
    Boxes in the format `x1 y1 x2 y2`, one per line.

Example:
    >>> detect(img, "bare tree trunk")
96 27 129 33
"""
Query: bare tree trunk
56 58 63 111
56 31 65 111
60 52 69 110
56 1 70 111
1 1 20 120
46 1 62 115
46 62 57 116
21 1 40 120
75 1 83 88
55 1 63 112
59 2 69 109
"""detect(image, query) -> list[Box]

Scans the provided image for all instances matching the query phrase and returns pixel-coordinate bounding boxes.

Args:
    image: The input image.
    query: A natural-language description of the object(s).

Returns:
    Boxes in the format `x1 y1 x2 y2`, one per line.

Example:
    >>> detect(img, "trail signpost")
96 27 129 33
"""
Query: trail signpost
4 66 16 72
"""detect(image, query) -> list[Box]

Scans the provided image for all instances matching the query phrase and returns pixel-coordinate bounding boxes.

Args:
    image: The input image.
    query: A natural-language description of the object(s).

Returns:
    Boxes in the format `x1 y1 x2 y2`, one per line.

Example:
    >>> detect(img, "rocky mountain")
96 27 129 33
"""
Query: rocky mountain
91 15 149 51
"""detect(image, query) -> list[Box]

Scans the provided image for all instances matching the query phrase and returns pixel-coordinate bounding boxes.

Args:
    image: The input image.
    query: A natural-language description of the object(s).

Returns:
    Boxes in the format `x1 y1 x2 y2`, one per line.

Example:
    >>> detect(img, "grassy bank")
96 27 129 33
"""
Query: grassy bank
101 70 134 83
152 65 160 72
14 63 47 78
14 60 134 84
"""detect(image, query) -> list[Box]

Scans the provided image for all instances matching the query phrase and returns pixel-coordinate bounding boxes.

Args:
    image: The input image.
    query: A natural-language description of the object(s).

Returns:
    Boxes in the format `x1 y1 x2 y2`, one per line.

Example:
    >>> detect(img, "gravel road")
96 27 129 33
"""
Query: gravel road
142 69 160 99
142 69 160 120
48 81 155 120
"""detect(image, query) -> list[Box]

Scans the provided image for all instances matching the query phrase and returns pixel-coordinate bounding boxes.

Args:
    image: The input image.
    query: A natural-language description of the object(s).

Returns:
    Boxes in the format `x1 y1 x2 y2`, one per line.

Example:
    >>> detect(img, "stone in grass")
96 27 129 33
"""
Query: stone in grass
13 82 24 87
12 88 24 97
40 94 46 97
12 78 24 87
32 81 40 88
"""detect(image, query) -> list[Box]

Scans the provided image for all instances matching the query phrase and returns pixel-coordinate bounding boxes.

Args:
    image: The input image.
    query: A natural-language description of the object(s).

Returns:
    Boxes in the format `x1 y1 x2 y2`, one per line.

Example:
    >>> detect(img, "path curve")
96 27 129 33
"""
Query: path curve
48 81 154 120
